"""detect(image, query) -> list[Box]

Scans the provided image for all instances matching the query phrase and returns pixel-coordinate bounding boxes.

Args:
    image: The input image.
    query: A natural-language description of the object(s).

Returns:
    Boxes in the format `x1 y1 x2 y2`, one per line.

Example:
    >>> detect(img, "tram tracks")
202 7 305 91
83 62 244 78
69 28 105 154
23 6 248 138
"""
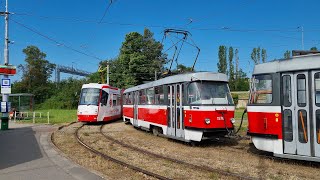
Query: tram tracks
99 124 257 180
75 124 170 180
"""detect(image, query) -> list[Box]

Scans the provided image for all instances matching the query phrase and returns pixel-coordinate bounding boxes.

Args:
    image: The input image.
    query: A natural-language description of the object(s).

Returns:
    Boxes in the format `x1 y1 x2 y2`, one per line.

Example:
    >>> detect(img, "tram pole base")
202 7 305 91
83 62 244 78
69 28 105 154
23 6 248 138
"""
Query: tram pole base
1 117 9 130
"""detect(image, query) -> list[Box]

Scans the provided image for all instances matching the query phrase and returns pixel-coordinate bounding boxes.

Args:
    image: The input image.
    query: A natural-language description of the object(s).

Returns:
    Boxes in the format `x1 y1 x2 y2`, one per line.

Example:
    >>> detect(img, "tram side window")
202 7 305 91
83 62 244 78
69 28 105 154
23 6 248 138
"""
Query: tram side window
298 110 308 143
147 87 155 105
315 73 320 107
100 90 109 105
251 74 272 104
316 110 320 144
188 83 200 104
155 86 164 105
139 90 146 105
282 75 291 107
297 74 306 107
117 94 121 106
283 110 293 142
113 94 117 106
123 93 128 105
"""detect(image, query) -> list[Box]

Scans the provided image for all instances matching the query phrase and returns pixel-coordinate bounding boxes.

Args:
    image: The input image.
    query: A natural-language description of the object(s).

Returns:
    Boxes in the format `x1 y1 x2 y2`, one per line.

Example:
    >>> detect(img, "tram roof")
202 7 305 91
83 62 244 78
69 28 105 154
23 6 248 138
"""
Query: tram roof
81 83 119 90
253 53 320 75
124 72 228 93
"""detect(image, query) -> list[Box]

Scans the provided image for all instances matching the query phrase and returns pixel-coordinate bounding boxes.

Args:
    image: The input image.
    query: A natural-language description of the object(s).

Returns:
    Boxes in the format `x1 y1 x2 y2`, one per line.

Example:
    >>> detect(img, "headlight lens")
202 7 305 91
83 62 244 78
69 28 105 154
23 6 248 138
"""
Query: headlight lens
230 118 236 124
205 118 211 124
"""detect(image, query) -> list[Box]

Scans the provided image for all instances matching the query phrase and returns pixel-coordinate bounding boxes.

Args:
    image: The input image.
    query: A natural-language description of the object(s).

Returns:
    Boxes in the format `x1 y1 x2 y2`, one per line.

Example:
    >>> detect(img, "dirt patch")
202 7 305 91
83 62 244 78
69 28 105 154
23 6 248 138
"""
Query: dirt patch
53 121 320 180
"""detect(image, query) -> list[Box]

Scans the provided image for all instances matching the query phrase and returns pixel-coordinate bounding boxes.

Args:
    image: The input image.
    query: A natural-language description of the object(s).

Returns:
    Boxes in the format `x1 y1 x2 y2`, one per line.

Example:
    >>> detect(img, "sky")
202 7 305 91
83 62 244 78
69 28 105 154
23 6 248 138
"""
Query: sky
0 0 319 82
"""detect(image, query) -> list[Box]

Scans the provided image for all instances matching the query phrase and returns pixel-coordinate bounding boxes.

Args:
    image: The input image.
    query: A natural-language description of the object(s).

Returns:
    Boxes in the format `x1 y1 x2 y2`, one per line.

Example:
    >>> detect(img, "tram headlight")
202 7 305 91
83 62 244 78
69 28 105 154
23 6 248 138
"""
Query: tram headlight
230 118 236 124
205 118 211 124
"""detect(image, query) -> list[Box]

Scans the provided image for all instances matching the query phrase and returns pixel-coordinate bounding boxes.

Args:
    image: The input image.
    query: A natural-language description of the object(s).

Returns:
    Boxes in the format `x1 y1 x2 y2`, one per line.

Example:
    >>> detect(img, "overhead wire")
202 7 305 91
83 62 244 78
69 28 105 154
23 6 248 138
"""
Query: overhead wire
99 0 115 23
10 18 103 62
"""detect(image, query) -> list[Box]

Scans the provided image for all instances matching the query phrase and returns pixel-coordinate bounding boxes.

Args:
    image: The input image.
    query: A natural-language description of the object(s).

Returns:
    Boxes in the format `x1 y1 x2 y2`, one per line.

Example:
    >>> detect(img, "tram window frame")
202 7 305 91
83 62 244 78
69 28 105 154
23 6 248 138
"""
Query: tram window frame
117 94 121 106
316 110 320 144
297 74 306 107
155 86 164 105
251 74 273 104
139 89 146 105
283 109 293 142
315 73 320 107
297 110 308 143
123 93 128 105
112 94 117 106
100 90 109 106
146 87 155 105
282 75 292 107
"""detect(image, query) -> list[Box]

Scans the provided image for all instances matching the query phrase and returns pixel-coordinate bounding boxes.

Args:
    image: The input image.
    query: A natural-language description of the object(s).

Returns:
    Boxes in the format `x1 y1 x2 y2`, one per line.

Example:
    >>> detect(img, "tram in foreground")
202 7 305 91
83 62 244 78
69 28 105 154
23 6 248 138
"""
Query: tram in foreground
122 72 235 142
77 83 122 122
247 51 320 162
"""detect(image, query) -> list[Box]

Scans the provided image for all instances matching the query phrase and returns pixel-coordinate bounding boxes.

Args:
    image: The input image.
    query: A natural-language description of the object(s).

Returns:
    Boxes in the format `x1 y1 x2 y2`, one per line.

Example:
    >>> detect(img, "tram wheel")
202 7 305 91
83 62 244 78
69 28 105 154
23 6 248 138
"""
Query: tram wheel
152 127 159 136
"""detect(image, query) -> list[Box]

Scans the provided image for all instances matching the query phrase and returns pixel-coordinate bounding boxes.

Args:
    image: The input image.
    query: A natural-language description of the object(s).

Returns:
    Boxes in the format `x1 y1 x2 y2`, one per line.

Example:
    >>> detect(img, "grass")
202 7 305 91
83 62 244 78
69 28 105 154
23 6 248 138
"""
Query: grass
16 109 77 124
234 108 248 133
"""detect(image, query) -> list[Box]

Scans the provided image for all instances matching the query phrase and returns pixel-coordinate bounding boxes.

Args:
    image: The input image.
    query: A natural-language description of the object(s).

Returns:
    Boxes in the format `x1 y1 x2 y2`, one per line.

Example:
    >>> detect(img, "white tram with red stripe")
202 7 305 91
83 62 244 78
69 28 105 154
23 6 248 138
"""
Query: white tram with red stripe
247 52 320 162
77 83 122 122
122 72 235 142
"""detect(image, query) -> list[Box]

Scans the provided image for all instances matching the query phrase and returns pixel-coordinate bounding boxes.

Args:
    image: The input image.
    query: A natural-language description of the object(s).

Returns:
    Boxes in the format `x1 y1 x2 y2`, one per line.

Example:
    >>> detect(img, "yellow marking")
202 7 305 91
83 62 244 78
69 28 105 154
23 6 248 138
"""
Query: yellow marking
275 113 279 117
275 118 278 122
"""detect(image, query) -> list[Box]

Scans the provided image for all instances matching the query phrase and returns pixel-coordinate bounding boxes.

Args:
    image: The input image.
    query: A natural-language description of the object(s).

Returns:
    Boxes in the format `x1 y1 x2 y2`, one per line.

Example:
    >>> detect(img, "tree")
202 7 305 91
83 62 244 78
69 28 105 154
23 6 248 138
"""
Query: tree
235 48 239 78
284 50 291 59
96 28 166 88
228 47 235 90
251 47 267 64
311 47 318 51
261 49 267 63
217 45 227 74
234 69 249 91
18 45 56 104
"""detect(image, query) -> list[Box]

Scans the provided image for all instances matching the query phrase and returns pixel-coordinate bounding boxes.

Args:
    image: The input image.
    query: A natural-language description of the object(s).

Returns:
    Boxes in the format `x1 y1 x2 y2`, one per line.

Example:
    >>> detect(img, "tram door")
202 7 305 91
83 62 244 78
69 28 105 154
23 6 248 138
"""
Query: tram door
282 72 311 156
133 91 139 127
167 84 184 139
312 71 320 157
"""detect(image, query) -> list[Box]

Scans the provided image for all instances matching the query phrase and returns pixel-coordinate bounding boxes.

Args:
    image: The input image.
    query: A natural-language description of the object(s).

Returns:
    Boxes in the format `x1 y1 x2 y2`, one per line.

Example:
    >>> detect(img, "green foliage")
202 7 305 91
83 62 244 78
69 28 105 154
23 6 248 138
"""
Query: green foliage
228 47 235 90
39 78 85 109
17 45 56 104
251 47 267 64
231 93 239 105
102 28 166 88
217 45 227 74
311 47 318 51
234 69 249 91
284 50 291 59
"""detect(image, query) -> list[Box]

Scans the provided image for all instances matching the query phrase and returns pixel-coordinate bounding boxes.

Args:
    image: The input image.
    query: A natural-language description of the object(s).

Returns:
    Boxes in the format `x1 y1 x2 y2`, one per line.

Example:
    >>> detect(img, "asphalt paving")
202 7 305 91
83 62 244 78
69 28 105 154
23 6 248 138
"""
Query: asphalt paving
0 121 104 180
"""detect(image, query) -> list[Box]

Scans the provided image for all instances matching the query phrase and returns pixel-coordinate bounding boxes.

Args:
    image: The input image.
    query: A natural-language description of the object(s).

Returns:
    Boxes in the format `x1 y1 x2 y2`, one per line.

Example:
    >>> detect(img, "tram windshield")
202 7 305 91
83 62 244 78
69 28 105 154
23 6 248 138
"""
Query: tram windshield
79 88 100 106
250 74 273 104
187 81 233 105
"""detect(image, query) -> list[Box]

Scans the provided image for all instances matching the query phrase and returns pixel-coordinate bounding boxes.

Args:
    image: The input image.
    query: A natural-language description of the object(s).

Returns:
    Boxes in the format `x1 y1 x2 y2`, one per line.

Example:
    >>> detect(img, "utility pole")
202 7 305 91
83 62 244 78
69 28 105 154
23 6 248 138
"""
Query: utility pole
301 26 304 50
298 26 304 50
1 0 10 130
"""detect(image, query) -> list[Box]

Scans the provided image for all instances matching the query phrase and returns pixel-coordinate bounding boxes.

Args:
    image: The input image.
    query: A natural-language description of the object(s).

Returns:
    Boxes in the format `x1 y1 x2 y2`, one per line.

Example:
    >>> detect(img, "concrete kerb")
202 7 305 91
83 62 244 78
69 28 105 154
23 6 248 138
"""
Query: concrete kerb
41 130 105 180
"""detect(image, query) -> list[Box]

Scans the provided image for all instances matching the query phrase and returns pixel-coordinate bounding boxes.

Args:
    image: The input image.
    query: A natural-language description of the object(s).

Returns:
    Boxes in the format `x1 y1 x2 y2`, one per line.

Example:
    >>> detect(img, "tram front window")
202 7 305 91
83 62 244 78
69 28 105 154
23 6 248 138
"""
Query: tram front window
79 88 100 105
188 82 233 105
250 74 273 104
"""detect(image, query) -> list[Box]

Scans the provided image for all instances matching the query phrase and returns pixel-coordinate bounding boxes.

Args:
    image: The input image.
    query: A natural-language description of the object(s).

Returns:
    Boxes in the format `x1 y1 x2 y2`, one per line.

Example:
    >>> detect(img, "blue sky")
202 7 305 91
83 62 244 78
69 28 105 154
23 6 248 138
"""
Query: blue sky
1 0 320 82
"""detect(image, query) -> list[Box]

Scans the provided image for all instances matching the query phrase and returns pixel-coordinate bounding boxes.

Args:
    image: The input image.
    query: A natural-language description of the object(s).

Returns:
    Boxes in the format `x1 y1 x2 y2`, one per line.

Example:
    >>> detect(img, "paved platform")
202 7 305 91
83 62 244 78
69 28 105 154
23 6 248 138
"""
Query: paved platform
0 121 104 180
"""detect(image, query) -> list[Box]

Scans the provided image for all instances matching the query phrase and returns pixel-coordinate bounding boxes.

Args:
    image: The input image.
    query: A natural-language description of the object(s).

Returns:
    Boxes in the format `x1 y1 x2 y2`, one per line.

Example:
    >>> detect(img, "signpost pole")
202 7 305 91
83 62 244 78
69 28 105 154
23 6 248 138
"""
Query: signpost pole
1 0 9 130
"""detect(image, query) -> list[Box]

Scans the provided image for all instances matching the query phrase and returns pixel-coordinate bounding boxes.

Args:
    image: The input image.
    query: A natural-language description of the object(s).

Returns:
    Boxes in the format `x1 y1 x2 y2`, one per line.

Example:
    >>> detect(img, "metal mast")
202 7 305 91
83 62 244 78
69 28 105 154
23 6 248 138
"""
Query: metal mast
1 0 10 130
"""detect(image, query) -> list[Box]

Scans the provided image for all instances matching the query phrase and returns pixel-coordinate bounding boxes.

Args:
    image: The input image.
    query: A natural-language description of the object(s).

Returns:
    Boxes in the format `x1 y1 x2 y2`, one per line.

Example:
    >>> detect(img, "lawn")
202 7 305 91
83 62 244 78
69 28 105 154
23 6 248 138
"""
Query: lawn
16 109 77 124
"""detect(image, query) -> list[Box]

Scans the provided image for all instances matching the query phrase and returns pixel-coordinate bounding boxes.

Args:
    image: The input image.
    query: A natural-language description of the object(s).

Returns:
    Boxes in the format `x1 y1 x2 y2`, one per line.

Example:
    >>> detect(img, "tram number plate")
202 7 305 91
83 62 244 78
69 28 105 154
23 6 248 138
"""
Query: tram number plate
217 116 224 120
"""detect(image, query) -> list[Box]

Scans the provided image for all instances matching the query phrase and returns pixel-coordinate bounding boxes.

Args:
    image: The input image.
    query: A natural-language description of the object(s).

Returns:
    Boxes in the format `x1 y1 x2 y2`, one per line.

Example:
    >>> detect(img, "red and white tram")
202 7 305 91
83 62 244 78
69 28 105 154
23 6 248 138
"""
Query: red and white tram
122 72 235 142
77 83 122 122
247 52 320 162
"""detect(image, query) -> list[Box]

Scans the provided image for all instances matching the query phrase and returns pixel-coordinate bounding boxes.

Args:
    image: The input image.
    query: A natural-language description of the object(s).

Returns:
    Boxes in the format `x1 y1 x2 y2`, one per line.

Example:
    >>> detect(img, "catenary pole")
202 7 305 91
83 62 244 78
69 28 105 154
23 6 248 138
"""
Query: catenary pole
1 0 9 130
